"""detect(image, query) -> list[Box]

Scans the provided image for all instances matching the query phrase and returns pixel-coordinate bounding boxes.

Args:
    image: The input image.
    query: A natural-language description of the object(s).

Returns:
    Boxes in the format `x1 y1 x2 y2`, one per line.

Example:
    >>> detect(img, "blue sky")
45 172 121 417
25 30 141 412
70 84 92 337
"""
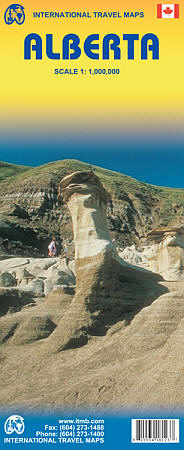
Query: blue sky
1 129 184 188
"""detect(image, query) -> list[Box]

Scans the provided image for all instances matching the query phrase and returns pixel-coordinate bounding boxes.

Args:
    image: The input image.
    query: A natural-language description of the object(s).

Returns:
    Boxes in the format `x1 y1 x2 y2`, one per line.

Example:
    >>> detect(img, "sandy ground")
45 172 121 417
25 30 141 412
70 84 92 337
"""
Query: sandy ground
1 281 184 412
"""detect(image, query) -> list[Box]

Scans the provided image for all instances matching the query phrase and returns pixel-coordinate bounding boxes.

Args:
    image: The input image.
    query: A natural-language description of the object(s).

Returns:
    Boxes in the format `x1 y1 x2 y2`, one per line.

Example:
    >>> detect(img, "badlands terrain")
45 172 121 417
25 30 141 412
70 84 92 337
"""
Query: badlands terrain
0 161 184 411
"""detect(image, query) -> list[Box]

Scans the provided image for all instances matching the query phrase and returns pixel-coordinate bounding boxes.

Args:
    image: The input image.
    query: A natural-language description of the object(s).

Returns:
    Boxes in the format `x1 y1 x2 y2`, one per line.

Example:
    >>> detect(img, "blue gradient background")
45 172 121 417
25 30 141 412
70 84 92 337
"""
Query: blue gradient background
0 0 184 189
1 127 184 188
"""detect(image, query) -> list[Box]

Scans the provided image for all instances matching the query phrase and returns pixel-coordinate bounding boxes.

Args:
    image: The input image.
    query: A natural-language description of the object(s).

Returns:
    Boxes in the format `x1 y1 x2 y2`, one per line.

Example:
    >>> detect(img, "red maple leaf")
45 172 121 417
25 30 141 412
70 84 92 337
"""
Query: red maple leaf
163 6 173 14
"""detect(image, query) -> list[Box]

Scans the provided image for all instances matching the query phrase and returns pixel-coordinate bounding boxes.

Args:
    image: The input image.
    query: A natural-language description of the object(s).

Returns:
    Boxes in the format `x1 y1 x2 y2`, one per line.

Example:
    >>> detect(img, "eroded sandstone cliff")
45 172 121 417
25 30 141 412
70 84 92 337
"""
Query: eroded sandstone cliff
0 163 184 410
0 159 184 256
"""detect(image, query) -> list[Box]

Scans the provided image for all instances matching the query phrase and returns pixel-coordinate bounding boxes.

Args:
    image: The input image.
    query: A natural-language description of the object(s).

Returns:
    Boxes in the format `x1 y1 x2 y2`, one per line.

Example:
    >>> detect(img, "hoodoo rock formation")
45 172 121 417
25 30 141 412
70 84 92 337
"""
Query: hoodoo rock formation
147 227 184 281
1 159 184 257
46 171 165 353
120 227 184 282
59 171 112 259
2 167 184 409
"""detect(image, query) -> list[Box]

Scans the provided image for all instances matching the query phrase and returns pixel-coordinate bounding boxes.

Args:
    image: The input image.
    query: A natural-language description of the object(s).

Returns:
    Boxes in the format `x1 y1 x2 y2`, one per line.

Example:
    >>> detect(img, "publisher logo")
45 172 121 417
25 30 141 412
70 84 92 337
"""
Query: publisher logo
4 4 25 25
4 415 25 434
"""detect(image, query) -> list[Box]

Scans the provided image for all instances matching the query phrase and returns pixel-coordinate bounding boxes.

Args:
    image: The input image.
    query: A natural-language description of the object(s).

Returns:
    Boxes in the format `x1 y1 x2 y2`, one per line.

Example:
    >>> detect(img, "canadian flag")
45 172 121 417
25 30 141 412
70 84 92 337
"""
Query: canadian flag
157 4 179 18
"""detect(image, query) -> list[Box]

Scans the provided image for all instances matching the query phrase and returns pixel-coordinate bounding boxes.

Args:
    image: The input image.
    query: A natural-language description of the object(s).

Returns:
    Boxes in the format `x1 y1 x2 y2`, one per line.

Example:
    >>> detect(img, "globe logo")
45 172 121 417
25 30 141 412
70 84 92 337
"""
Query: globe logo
4 4 25 25
4 415 25 434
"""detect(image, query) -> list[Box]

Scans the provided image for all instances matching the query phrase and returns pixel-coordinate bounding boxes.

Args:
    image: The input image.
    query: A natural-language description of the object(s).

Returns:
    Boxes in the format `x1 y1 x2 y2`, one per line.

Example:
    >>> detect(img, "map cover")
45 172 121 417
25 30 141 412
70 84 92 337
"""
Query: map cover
0 0 184 449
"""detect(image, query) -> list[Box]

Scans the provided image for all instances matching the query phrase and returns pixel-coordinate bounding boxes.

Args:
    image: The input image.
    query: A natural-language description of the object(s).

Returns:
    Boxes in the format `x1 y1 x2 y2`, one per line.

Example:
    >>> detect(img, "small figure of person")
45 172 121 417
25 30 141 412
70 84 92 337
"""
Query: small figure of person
48 238 57 257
